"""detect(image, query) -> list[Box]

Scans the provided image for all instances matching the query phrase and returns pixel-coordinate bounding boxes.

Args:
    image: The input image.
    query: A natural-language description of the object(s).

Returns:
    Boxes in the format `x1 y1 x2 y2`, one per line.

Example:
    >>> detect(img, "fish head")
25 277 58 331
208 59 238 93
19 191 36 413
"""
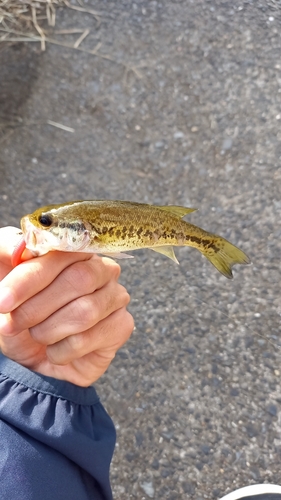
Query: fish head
21 206 91 256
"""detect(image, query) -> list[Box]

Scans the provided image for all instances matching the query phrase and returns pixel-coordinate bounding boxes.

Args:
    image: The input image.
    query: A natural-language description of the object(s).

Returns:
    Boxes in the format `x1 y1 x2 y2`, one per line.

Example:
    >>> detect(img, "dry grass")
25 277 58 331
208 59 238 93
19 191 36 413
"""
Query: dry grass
0 1 144 145
0 0 103 142
0 1 144 84
0 0 101 50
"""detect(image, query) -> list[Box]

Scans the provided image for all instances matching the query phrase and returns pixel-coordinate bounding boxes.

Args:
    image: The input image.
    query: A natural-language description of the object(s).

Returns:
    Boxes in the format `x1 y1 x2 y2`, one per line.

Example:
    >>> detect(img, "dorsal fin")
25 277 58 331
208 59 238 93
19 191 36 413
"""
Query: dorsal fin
155 205 197 218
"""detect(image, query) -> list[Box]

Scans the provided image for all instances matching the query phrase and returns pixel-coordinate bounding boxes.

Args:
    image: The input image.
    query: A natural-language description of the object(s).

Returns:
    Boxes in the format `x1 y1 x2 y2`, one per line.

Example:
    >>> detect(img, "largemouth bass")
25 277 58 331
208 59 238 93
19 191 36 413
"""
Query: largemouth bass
17 200 250 279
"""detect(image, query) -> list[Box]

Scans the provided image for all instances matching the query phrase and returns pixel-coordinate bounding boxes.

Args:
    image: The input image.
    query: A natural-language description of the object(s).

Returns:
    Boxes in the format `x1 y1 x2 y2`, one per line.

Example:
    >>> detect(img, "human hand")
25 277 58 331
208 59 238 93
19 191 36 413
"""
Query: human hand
0 227 134 386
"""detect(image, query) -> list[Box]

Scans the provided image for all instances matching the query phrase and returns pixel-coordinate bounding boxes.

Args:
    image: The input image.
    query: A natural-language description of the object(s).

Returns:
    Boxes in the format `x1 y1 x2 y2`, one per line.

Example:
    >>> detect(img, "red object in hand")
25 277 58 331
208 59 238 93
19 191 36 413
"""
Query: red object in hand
11 237 27 268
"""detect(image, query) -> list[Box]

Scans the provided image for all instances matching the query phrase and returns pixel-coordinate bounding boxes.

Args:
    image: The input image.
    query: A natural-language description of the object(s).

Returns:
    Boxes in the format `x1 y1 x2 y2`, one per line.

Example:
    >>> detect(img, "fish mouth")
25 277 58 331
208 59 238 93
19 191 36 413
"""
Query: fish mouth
20 216 51 256
21 217 36 250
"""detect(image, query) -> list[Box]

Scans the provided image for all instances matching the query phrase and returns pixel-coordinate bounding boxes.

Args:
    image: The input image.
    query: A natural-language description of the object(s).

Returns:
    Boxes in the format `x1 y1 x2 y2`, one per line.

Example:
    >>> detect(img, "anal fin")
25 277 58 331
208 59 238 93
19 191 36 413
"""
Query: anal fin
150 246 179 264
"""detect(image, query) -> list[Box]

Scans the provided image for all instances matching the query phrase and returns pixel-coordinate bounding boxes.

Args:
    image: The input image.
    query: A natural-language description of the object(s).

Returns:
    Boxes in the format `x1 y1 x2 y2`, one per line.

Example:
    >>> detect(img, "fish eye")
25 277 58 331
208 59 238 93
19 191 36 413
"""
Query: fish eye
38 214 53 227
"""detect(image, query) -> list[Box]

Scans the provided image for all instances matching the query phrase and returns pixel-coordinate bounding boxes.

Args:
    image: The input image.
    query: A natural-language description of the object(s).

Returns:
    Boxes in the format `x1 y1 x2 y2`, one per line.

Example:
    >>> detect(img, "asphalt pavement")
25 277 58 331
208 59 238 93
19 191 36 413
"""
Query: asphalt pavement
0 1 281 498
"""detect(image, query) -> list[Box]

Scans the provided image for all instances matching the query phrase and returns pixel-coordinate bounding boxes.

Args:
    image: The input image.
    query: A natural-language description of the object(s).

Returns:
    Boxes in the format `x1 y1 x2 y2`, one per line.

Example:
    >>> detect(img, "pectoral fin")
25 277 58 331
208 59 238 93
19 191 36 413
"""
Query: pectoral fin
155 205 197 218
101 252 134 259
150 245 179 264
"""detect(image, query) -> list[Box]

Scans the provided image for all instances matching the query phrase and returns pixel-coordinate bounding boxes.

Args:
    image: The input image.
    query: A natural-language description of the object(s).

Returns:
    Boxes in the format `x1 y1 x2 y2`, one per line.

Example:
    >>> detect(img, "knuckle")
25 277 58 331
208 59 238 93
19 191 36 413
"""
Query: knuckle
122 288 131 306
30 317 53 344
115 285 131 309
113 308 135 345
101 258 121 280
66 332 87 353
72 296 95 327
29 317 52 344
124 311 135 338
111 262 121 280
30 324 44 343
94 350 116 367
65 262 97 294
16 302 39 328
111 282 130 302
46 346 67 365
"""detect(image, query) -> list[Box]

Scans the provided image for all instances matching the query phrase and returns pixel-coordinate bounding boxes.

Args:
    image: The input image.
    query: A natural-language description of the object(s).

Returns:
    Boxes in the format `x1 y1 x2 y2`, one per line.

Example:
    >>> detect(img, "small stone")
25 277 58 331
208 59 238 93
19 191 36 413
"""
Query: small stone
222 137 233 150
213 489 222 498
135 431 144 446
185 346 196 354
266 404 277 417
174 131 184 139
140 481 155 498
182 482 195 494
187 447 197 458
246 423 258 438
151 458 159 470
225 163 233 172
125 452 138 462
155 141 164 148
161 430 174 441
161 468 171 478
201 444 211 455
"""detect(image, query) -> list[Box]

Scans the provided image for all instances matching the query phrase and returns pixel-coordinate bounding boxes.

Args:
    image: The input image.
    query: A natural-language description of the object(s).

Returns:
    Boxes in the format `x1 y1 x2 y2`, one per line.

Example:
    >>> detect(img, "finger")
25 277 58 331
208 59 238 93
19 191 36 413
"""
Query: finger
46 307 134 368
0 251 92 313
30 281 129 345
0 250 119 314
0 257 121 335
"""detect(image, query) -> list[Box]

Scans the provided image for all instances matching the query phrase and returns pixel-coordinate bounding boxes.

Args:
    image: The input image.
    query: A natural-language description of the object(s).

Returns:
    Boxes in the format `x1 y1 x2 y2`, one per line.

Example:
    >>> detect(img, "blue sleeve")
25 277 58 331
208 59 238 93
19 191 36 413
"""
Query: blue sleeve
0 353 116 500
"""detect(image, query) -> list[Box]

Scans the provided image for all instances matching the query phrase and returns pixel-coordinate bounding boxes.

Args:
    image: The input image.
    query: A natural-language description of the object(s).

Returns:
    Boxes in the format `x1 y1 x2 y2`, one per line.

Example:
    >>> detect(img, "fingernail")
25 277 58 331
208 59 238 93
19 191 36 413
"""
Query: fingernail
0 288 14 313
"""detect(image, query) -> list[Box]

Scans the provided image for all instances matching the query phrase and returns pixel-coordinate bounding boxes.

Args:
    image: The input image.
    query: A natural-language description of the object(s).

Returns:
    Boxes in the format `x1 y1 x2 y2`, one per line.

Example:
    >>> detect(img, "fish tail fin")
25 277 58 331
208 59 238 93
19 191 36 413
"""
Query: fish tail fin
201 237 250 279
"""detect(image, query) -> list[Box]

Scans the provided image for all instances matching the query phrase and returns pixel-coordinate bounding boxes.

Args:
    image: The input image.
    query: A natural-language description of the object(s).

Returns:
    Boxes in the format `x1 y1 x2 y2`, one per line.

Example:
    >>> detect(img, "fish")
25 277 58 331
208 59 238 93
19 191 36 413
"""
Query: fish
15 200 251 279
